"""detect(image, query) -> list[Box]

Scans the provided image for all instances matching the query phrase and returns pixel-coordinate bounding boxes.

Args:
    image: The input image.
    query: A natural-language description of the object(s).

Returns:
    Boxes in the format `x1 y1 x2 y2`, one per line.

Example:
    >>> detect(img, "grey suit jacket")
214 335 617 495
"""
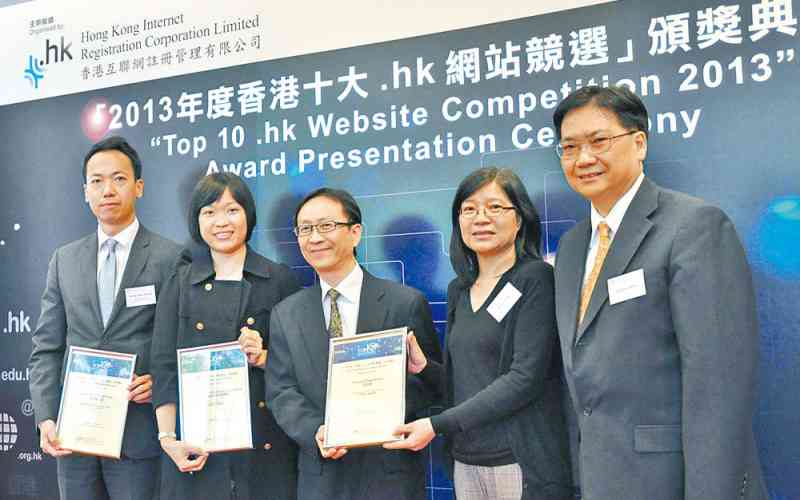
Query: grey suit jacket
28 225 180 459
554 178 767 500
265 269 442 500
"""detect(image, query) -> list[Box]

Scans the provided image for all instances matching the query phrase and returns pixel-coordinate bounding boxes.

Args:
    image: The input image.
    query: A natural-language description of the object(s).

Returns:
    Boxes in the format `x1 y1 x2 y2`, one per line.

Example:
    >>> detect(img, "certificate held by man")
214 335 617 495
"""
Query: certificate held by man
324 327 407 448
56 346 136 458
177 341 253 452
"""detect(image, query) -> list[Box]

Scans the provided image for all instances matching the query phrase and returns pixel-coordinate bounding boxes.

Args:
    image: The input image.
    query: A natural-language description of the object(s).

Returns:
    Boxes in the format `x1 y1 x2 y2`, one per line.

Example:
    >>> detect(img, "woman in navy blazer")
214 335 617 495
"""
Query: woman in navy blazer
151 172 300 500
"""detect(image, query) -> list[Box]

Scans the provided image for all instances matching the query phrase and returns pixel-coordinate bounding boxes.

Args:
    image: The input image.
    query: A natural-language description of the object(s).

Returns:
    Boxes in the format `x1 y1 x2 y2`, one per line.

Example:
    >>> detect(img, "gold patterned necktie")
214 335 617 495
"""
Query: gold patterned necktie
579 222 611 324
327 288 343 338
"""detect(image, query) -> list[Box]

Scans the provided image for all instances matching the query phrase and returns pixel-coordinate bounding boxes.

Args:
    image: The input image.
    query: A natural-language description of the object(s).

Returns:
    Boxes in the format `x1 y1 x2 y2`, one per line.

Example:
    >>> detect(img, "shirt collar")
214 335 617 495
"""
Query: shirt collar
98 218 139 250
590 173 645 238
320 264 363 304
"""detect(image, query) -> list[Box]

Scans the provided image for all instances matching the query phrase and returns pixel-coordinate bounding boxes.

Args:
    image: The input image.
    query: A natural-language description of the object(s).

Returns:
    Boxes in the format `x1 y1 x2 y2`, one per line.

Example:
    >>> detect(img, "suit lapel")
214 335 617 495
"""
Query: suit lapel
575 178 658 343
355 270 388 334
80 233 104 332
558 220 591 349
105 227 151 331
299 283 331 384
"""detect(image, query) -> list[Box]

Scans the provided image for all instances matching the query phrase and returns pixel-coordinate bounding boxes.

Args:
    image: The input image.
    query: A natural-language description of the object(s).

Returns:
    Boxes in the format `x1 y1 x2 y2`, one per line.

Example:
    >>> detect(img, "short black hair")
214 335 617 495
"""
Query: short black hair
450 167 542 284
294 188 362 226
553 85 649 140
294 188 362 257
83 136 142 181
188 173 257 245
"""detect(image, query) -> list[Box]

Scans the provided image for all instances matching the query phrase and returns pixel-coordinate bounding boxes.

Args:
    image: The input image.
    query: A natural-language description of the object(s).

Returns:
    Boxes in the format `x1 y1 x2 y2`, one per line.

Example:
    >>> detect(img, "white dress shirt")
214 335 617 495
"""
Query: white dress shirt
320 264 363 337
97 218 140 296
582 173 645 285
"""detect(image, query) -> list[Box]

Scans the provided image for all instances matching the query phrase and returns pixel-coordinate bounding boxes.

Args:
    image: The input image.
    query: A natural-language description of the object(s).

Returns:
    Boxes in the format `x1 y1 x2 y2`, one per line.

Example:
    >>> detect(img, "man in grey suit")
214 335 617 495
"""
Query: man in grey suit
266 188 442 500
551 86 767 500
28 136 180 500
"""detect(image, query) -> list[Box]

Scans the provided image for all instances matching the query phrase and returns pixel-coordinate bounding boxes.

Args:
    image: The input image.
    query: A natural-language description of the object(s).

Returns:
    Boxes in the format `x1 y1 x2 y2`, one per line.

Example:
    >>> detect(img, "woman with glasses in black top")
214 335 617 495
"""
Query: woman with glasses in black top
386 167 574 500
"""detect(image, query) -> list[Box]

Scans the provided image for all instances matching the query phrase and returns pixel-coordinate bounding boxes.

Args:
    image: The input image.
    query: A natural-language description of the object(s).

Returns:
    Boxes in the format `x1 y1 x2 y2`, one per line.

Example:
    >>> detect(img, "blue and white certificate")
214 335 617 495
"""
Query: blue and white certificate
177 341 252 452
56 346 136 458
324 327 407 448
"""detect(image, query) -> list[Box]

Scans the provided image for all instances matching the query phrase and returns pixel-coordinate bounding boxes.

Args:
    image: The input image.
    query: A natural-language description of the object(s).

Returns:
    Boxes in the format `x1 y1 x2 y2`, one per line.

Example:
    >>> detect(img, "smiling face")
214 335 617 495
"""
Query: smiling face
83 150 143 236
559 103 647 215
458 181 520 259
296 195 361 284
198 188 248 256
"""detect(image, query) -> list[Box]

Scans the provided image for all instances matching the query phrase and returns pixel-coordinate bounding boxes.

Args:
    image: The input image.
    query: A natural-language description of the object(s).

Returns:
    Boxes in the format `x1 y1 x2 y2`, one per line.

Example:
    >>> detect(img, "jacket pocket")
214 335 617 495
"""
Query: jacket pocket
633 424 682 453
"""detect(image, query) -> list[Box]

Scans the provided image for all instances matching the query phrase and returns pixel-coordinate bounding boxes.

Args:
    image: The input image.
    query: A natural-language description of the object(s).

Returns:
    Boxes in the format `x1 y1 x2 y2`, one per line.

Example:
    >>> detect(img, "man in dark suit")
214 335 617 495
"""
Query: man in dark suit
266 187 442 500
551 85 767 500
28 136 180 500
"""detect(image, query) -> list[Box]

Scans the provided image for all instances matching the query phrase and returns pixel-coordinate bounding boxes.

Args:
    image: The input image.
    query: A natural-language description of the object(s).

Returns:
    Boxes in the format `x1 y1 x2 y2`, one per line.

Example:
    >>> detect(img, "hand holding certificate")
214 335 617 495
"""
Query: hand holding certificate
323 327 407 449
56 346 136 458
177 341 253 453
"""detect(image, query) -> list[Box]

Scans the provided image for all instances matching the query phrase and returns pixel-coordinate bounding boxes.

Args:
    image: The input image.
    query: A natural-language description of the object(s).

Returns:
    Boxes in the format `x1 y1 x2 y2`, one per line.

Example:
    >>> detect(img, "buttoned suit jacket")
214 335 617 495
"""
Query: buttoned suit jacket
266 269 442 500
29 225 180 459
554 178 767 500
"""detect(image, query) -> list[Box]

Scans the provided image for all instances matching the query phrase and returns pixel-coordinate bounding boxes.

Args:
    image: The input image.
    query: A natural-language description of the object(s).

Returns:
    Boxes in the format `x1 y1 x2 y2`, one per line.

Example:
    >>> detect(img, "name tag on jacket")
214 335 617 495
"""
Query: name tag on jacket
125 285 157 307
487 282 522 322
607 269 646 305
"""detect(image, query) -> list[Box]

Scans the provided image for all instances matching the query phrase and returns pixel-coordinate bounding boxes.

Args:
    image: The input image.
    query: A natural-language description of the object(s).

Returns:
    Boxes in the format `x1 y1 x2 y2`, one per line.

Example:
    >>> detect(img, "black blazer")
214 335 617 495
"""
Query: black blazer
151 245 301 500
426 258 575 500
266 269 442 500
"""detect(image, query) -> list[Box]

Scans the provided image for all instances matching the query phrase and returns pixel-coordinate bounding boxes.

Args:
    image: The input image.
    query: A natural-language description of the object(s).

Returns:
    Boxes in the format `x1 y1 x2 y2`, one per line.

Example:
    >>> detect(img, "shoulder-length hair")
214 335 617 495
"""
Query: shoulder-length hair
449 167 542 284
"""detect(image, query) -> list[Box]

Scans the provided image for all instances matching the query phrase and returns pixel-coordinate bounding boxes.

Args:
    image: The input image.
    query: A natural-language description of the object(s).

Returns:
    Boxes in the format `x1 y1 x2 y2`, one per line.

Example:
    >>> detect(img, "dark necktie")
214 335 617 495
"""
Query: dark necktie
327 288 343 338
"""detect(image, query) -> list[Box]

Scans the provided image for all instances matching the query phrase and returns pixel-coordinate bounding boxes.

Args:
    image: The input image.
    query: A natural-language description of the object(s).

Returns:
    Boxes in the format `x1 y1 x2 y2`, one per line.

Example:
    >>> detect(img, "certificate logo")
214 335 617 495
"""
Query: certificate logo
0 412 18 452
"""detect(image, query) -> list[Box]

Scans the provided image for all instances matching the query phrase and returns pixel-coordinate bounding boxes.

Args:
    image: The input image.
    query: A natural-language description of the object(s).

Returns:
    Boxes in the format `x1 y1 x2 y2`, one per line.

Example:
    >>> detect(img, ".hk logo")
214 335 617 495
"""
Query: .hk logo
24 35 73 89
23 55 45 89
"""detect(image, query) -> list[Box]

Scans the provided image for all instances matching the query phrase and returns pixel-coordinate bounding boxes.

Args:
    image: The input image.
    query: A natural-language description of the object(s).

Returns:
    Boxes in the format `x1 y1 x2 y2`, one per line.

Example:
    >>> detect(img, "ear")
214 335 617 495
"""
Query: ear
634 131 648 162
350 223 363 249
135 178 144 198
83 184 89 203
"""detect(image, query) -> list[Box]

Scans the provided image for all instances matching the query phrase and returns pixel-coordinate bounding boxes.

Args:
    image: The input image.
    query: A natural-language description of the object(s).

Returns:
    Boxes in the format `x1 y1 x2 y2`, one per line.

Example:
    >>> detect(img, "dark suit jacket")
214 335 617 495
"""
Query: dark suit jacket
554 178 767 500
28 225 180 459
265 269 442 500
151 245 301 500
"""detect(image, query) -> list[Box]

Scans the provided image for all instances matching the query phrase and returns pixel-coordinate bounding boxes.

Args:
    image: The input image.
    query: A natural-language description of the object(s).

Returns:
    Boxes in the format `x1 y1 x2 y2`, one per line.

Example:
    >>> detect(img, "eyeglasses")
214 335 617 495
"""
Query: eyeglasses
293 220 355 237
556 130 638 159
459 203 515 219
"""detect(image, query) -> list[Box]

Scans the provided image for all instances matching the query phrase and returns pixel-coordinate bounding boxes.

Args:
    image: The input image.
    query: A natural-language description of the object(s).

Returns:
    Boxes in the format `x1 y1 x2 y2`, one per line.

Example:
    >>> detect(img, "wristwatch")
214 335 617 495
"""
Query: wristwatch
157 431 177 441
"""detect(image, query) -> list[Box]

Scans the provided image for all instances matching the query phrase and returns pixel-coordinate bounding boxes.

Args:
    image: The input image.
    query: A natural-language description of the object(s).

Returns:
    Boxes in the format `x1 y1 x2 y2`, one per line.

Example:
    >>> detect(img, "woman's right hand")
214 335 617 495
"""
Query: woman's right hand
406 331 428 374
160 437 209 473
383 418 436 451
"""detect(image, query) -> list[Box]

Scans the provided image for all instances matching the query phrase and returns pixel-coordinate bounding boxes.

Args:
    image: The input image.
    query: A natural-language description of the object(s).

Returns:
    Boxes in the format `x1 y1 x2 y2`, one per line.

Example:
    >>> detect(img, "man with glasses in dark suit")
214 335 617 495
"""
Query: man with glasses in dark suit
266 187 442 500
551 86 767 500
